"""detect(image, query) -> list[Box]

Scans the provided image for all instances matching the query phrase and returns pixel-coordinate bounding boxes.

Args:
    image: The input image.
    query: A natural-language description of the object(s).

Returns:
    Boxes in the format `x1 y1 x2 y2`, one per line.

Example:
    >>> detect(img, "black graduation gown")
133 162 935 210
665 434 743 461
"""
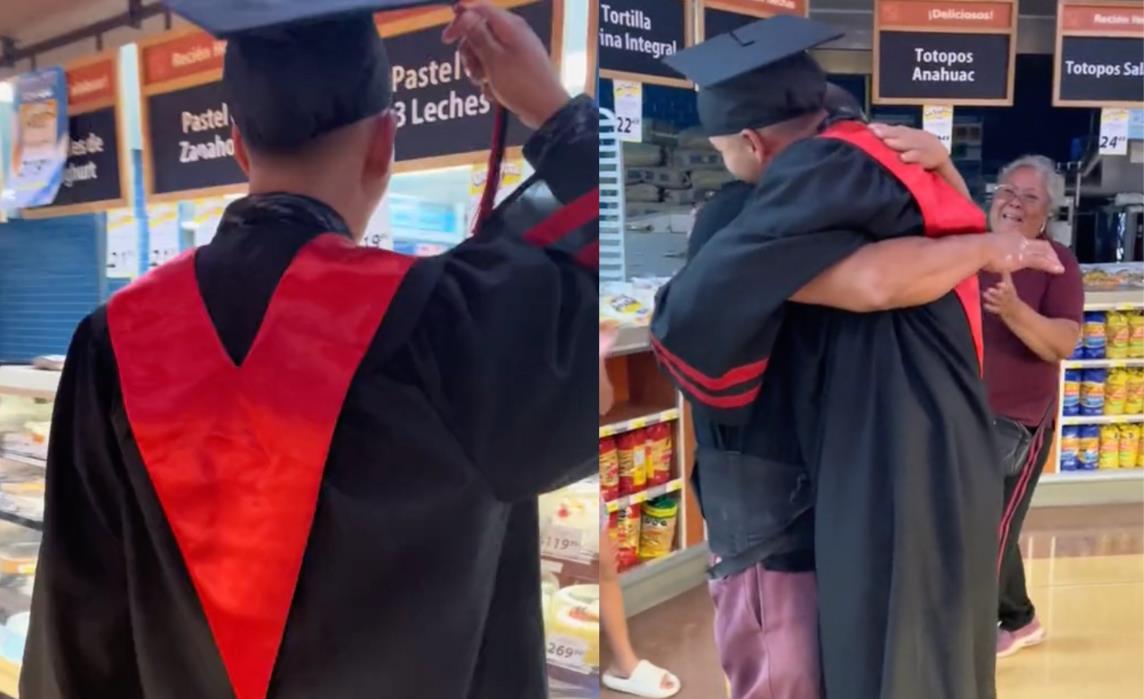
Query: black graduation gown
652 123 1000 699
21 96 599 699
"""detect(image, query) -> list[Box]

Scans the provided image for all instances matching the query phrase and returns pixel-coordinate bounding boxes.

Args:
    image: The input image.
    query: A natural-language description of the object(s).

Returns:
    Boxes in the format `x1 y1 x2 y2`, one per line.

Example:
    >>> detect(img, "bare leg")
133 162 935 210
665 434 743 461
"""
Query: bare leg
600 532 640 675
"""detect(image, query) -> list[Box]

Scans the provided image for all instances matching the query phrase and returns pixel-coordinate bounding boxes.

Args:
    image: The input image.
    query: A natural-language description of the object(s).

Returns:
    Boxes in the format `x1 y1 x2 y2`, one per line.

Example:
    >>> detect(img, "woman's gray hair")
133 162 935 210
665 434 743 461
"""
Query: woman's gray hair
999 154 1066 210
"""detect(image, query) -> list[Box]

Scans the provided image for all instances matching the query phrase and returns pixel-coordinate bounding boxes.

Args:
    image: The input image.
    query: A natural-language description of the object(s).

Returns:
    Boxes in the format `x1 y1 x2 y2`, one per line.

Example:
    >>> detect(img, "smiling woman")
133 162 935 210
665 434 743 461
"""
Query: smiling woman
979 153 1085 661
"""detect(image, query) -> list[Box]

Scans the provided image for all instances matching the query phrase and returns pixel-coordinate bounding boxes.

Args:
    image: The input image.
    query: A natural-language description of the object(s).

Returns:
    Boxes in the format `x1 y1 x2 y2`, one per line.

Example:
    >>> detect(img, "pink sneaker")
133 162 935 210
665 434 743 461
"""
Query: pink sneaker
997 618 1046 658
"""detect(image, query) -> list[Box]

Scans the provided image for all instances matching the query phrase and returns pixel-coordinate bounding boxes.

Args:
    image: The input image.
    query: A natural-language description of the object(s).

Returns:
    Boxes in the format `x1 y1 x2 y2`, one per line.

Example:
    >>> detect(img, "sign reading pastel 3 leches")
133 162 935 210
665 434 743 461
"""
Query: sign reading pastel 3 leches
3 67 69 213
699 0 808 40
24 53 128 217
139 30 244 202
874 1 1017 105
378 0 559 171
1054 1 1144 108
597 0 690 86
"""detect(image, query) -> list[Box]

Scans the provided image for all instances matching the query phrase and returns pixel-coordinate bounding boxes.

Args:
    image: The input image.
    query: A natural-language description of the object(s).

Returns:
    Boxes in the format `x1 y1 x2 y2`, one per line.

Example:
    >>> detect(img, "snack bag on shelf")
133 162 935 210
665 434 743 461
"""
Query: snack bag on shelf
1079 425 1101 471
638 495 679 561
1119 424 1141 470
1130 312 1144 359
1099 425 1121 469
646 422 673 486
1080 369 1107 416
1059 426 1079 471
1105 369 1129 416
1062 370 1082 416
1083 311 1107 359
615 504 642 570
599 437 619 502
1126 369 1144 415
617 430 648 496
1106 312 1130 359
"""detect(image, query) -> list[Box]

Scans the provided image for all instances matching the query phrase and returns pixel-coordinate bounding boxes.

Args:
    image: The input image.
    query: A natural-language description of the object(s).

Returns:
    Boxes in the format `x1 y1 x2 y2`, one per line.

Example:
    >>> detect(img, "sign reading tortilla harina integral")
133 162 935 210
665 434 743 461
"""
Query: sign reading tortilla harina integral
25 52 129 217
376 0 563 172
874 0 1017 105
1055 1 1144 107
596 0 692 87
700 0 808 40
138 29 245 202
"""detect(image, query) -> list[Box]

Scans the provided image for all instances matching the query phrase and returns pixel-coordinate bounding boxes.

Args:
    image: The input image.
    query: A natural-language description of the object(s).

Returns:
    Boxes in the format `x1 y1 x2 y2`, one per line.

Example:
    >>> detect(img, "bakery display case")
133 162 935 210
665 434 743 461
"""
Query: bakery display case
0 366 58 698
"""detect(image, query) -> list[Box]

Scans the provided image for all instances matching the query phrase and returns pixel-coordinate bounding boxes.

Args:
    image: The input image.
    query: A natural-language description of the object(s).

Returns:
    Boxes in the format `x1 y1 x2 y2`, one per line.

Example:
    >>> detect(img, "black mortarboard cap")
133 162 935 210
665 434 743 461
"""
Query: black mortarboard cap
163 0 447 152
663 15 844 137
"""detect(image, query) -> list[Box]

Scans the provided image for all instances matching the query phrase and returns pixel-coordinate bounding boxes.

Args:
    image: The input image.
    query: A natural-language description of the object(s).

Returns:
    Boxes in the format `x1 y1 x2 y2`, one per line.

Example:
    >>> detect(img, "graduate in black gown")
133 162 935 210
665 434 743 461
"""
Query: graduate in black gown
21 3 597 699
653 16 1063 699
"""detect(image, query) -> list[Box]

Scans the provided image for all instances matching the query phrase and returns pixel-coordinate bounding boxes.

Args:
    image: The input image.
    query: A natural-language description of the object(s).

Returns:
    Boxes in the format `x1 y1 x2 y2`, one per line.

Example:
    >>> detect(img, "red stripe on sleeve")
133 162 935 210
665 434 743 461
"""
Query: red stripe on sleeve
658 355 762 409
651 336 769 392
523 188 600 248
574 240 599 269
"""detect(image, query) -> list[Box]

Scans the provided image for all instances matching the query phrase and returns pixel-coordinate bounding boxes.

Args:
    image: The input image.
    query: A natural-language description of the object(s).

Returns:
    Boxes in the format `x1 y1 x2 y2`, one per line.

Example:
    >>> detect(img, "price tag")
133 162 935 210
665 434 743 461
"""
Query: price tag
542 525 583 560
613 80 643 144
546 635 590 671
147 203 181 268
106 209 139 279
922 105 953 153
1100 108 1129 156
630 417 648 430
630 491 648 505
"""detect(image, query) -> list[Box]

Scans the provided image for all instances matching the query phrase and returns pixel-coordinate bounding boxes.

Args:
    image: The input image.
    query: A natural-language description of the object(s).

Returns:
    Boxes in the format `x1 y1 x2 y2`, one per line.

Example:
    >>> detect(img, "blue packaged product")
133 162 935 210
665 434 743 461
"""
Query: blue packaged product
1070 334 1085 359
1081 369 1107 416
1079 425 1101 470
1062 370 1082 416
1059 426 1079 471
1083 311 1107 359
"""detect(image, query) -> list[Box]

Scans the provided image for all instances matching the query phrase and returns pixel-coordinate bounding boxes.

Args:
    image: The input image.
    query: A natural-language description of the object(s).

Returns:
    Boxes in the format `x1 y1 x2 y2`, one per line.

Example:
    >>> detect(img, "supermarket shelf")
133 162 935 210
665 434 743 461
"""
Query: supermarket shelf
599 407 679 439
0 366 60 401
619 542 709 617
0 657 16 699
1043 468 1144 483
1083 289 1144 311
1063 358 1144 368
605 478 684 514
1060 414 1144 425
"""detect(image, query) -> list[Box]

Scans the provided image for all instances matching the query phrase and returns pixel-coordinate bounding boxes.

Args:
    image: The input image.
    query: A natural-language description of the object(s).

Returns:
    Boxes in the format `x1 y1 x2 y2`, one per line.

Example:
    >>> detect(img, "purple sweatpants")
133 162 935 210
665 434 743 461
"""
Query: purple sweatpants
708 563 820 699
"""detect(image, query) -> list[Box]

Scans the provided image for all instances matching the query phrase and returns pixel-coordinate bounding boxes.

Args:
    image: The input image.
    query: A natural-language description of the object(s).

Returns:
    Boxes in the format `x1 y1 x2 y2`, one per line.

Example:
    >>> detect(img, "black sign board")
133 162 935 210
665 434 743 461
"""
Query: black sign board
1058 36 1144 104
31 107 123 212
146 80 245 197
877 31 1010 101
384 0 553 169
598 0 689 86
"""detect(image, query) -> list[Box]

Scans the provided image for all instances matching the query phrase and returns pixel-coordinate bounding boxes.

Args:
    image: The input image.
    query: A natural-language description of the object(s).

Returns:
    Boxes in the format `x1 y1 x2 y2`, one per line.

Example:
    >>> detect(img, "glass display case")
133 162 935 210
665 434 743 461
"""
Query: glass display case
0 365 57 698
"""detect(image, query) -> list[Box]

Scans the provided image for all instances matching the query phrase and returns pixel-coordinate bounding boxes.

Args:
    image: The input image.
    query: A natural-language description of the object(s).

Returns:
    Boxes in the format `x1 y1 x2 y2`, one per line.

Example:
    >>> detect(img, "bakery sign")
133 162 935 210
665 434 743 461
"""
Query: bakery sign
1054 1 1144 107
24 52 129 217
700 0 809 40
596 0 692 87
874 0 1017 105
138 29 246 202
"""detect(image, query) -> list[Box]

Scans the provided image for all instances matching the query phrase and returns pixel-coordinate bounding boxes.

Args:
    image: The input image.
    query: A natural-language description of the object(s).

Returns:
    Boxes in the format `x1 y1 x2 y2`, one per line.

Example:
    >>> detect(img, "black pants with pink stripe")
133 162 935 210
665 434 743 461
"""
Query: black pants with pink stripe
998 421 1054 632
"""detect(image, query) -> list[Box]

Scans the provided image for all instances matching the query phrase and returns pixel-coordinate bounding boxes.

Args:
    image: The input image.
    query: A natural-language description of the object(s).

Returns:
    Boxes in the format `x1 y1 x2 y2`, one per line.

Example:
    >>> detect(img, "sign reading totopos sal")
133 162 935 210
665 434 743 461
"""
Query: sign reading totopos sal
700 0 809 41
139 29 244 202
874 0 1017 105
24 52 129 217
1054 1 1144 107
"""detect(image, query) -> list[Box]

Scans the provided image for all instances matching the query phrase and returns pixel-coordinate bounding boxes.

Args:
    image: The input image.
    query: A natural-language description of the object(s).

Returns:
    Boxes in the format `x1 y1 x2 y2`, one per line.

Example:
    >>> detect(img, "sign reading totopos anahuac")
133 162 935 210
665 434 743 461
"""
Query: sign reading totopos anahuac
873 0 1018 105
1054 0 1144 107
23 52 129 217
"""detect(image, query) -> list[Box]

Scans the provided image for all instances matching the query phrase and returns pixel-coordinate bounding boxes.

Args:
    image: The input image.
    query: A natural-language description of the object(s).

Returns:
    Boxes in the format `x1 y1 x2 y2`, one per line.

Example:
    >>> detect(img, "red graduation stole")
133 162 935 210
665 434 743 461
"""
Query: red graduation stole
107 233 414 699
821 120 987 373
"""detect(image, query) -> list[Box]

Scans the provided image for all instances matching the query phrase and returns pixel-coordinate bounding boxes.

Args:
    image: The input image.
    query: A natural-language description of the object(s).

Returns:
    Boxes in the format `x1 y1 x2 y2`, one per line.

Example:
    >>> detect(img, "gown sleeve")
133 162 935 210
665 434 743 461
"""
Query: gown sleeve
651 137 919 425
405 96 600 503
20 312 143 699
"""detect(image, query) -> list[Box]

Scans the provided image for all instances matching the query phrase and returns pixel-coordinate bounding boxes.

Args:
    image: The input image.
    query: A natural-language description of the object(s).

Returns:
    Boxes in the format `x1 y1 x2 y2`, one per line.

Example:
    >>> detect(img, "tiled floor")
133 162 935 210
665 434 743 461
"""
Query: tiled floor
601 504 1144 699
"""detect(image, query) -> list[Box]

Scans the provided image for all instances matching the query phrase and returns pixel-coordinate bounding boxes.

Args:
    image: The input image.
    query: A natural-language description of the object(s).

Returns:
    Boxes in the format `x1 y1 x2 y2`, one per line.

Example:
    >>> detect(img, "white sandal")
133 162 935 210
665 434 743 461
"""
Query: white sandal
602 660 681 698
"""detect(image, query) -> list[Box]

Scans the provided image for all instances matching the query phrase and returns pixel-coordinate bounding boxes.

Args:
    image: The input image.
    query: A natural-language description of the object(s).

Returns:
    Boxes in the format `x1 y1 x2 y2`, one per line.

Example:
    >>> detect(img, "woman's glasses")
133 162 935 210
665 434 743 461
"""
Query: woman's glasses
993 184 1043 208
